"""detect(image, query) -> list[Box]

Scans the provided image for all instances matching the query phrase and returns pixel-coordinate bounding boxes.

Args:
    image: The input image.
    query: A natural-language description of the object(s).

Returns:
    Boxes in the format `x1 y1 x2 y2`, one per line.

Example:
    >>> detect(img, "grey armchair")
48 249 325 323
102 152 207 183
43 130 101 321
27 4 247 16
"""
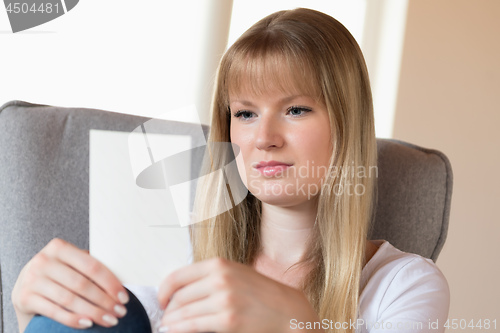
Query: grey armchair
0 100 452 333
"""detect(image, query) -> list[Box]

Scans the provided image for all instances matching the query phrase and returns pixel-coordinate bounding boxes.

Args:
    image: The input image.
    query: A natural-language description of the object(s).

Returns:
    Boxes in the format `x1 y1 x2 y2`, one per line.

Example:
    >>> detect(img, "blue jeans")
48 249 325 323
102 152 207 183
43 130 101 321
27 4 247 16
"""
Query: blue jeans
24 289 152 333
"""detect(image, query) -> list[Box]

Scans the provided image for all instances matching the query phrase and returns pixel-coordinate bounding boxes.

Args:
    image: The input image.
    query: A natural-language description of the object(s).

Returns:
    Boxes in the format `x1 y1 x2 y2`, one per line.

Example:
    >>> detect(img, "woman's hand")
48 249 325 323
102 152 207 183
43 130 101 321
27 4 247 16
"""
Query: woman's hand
158 258 323 333
11 238 130 332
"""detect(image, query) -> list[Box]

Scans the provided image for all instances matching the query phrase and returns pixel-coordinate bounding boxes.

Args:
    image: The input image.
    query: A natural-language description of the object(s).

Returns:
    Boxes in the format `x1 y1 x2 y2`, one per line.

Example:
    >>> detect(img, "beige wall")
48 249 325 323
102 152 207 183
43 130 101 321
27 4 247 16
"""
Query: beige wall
393 0 500 323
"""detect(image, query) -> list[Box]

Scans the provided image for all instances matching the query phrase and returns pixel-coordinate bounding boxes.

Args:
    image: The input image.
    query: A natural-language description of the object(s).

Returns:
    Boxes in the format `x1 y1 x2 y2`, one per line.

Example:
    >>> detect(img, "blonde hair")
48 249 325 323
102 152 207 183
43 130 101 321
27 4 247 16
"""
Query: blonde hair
191 8 376 333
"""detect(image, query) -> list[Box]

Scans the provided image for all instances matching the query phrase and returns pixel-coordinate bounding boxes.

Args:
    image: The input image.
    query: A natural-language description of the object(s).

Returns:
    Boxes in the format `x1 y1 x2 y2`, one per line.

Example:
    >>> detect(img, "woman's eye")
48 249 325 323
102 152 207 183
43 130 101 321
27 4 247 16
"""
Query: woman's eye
233 110 255 120
287 106 312 117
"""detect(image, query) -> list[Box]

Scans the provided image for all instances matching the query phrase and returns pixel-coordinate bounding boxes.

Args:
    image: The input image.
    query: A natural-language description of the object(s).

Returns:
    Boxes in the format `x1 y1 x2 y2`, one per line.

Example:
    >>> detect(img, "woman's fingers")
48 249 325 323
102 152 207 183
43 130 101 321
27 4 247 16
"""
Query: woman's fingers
160 313 226 333
164 275 216 313
158 259 255 332
31 275 121 327
162 293 222 326
159 258 230 308
12 238 130 330
17 293 94 329
41 257 126 318
42 238 128 305
157 258 305 333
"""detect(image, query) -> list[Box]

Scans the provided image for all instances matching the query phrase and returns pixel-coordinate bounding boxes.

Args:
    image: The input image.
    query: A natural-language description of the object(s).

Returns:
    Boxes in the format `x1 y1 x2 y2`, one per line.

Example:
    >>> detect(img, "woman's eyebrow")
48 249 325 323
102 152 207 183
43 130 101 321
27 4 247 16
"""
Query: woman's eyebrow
279 94 309 104
231 100 255 107
230 95 310 106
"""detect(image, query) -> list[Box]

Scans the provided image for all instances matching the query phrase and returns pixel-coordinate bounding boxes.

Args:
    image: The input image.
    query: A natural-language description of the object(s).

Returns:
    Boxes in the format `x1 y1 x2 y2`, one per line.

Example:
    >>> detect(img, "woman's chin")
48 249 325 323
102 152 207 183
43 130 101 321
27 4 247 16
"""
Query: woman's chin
249 184 317 207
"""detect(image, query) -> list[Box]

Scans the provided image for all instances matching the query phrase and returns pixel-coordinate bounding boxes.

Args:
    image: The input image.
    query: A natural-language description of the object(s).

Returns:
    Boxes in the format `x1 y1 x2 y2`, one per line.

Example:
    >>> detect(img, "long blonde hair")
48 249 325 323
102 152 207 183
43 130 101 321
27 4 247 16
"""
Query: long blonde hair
191 8 376 332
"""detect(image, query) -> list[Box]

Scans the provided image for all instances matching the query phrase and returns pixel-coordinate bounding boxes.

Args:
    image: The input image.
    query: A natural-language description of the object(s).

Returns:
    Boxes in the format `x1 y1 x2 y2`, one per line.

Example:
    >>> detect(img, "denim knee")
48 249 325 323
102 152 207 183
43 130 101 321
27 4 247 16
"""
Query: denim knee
24 289 151 333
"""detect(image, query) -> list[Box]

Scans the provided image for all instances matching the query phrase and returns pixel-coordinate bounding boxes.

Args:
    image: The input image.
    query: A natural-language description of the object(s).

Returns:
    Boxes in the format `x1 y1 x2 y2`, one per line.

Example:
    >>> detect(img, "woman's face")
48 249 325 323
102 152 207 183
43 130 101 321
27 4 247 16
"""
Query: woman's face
229 86 333 208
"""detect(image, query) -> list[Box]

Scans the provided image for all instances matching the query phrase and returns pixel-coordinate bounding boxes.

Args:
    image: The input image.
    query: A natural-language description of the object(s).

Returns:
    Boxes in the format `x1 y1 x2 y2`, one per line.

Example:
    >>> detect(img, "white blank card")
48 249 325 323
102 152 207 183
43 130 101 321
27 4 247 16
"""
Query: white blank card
89 130 192 286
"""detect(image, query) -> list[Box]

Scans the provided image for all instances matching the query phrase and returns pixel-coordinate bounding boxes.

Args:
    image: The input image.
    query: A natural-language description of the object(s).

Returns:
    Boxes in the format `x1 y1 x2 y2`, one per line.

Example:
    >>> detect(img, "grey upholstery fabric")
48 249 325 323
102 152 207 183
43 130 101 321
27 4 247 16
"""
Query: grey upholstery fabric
369 139 453 260
0 100 453 333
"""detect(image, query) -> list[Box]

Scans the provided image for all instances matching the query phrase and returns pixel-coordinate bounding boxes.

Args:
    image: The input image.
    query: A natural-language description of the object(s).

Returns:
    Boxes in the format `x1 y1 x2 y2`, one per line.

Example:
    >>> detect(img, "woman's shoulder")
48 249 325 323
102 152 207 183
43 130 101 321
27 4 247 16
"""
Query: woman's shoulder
361 240 444 285
358 240 450 332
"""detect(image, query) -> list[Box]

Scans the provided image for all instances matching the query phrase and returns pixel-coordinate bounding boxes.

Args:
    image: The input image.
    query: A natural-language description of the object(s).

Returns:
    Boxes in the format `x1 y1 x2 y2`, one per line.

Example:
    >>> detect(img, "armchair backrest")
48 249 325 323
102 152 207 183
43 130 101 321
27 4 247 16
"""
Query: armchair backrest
370 139 452 260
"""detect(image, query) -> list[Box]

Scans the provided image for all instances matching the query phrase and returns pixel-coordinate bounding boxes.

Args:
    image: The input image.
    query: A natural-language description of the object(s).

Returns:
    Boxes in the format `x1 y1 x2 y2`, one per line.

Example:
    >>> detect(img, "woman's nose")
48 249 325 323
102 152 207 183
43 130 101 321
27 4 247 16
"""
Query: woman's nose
254 116 284 150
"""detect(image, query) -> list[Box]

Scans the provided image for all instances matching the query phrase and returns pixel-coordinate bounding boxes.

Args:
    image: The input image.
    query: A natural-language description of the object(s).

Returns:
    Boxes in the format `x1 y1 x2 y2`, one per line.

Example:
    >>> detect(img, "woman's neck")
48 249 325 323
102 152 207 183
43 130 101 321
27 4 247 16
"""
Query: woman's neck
258 201 317 267
254 201 381 289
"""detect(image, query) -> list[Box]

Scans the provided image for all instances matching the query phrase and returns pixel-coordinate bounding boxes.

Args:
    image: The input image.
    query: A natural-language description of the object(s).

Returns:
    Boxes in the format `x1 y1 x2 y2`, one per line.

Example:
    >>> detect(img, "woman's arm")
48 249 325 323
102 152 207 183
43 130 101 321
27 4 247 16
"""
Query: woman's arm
157 258 323 333
11 238 130 332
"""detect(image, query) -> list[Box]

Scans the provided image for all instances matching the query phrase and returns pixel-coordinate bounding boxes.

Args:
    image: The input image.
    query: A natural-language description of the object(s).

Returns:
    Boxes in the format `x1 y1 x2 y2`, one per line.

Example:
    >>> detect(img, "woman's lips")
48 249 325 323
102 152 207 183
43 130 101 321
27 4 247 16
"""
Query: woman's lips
253 161 292 177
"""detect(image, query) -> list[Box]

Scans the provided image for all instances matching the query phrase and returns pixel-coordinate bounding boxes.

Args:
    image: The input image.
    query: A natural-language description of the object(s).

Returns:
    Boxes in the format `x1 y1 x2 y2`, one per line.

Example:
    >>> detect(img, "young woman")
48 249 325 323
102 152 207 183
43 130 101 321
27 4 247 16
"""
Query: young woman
12 8 449 333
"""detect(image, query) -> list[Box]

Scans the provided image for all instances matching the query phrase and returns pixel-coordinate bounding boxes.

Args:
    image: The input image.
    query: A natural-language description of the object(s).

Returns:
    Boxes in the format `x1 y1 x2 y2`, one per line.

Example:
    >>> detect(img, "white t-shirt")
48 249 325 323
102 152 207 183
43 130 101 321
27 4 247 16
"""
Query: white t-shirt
127 240 450 332
357 240 450 332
